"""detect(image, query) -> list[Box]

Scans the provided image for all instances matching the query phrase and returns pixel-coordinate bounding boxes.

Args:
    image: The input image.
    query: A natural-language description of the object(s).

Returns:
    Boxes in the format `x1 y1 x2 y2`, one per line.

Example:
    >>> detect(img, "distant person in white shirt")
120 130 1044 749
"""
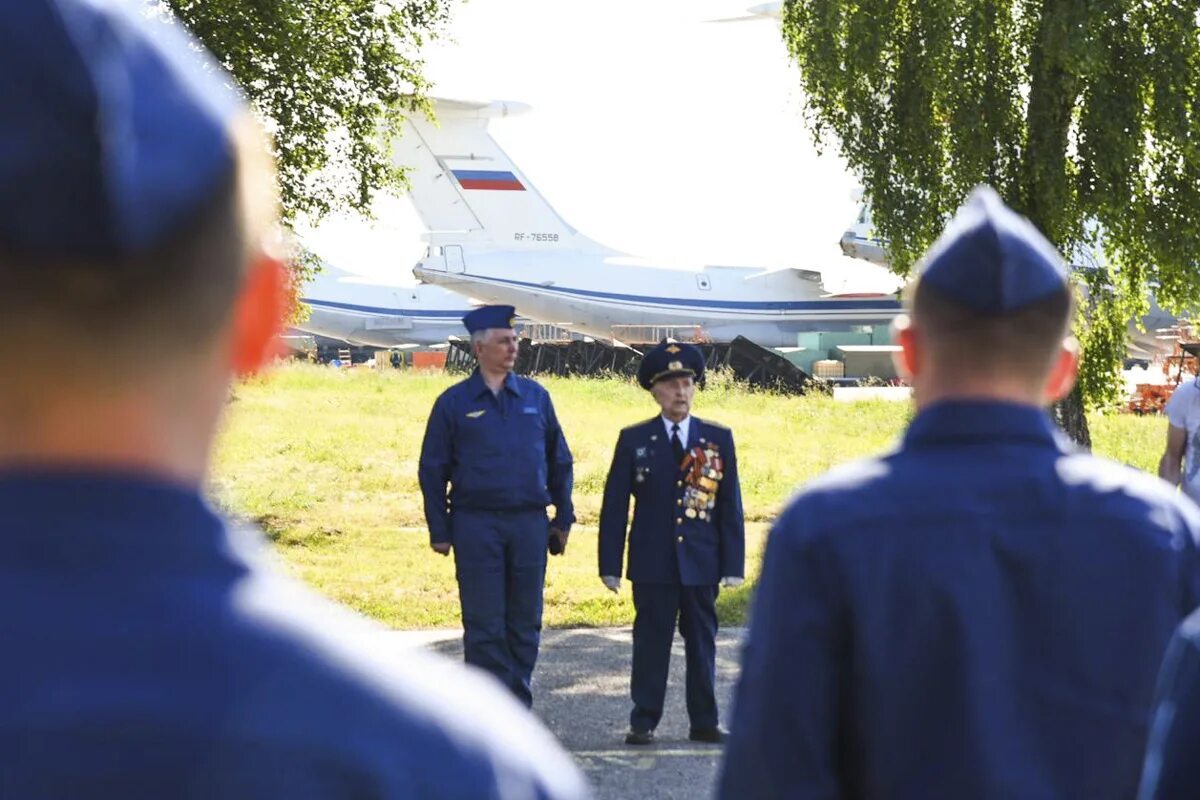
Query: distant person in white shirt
1160 377 1200 502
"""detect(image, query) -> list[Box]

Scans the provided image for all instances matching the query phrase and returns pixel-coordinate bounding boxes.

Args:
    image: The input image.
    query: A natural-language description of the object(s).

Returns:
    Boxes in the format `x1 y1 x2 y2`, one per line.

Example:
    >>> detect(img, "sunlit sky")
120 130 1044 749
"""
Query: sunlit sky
302 0 894 293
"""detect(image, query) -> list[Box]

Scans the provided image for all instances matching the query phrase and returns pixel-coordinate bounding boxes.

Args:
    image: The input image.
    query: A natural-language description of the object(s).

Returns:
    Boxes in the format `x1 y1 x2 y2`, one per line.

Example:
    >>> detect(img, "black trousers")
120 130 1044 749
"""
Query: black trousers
629 582 719 731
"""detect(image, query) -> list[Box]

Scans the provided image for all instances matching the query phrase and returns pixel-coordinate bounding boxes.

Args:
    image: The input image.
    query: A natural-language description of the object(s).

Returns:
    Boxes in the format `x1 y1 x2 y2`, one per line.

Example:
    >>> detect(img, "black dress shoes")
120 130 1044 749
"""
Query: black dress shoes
625 729 655 745
688 726 729 744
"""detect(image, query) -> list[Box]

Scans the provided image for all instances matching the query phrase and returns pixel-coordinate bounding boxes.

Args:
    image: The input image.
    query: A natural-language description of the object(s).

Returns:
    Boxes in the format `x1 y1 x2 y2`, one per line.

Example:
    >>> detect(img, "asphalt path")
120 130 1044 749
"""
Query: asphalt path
397 627 745 800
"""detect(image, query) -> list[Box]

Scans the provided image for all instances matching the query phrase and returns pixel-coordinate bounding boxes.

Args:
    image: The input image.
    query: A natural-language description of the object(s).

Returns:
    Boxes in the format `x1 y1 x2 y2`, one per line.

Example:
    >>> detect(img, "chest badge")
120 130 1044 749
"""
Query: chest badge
466 409 486 419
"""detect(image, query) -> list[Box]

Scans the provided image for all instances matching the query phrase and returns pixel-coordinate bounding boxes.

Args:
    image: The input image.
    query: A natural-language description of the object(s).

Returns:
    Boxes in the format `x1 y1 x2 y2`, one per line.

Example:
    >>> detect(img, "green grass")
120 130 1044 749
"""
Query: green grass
212 363 1169 628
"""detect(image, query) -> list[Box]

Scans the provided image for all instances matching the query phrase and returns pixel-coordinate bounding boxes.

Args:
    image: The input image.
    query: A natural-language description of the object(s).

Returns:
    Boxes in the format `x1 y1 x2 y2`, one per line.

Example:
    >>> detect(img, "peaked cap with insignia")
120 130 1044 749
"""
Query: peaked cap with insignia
637 340 705 390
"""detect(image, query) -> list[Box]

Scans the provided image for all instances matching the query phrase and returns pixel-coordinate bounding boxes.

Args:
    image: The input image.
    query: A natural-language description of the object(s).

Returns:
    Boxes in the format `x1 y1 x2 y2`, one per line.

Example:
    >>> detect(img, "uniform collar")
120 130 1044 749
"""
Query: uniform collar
468 368 522 398
0 468 232 572
904 400 1068 450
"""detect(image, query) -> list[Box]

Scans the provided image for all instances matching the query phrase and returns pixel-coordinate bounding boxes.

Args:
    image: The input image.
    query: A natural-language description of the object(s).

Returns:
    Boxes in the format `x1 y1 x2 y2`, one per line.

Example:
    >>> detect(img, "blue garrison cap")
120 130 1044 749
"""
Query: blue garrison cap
0 0 243 260
918 185 1069 314
463 305 517 334
638 341 705 390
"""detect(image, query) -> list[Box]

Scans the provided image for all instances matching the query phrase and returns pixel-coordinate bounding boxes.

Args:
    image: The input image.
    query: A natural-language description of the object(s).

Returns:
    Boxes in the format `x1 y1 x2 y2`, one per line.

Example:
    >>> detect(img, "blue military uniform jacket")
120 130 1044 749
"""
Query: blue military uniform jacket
720 401 1200 800
0 471 588 799
598 417 744 586
419 370 574 544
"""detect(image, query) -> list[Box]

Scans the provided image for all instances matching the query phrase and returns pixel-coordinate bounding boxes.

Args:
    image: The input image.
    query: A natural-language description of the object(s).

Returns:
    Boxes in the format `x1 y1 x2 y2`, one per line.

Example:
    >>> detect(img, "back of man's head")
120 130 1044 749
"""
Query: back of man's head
0 0 283 380
897 186 1076 404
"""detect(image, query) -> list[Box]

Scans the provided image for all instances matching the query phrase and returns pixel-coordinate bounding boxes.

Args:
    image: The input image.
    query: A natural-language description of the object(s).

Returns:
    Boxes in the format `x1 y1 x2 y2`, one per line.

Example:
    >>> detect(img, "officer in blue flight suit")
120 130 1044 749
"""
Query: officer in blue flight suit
0 3 589 797
598 341 745 746
719 186 1200 800
1140 608 1200 799
419 306 575 708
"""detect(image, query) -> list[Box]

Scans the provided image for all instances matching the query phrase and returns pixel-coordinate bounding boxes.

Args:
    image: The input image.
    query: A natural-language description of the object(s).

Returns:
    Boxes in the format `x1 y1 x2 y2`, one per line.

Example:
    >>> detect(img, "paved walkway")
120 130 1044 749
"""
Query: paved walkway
396 627 745 800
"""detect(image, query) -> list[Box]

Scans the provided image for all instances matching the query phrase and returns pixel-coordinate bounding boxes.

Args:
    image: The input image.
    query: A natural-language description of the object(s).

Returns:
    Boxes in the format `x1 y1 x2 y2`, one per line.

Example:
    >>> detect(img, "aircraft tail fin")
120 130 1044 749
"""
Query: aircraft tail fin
394 99 618 254
839 200 890 266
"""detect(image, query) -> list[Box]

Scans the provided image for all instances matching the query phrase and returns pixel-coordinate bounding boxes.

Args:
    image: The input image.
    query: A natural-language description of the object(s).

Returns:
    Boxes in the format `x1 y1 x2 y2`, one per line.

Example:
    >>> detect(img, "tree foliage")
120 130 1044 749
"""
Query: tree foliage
161 0 453 302
782 0 1200 421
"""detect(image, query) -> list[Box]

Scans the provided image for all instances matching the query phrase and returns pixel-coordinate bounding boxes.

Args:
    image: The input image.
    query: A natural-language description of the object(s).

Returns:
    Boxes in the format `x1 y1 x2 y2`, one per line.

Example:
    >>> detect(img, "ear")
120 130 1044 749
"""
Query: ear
231 253 290 377
892 316 919 380
1042 338 1080 405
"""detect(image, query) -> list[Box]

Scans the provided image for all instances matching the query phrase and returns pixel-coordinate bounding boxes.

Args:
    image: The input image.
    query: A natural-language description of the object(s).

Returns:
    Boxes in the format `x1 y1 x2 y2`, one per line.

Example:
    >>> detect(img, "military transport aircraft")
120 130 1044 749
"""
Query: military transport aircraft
400 98 902 347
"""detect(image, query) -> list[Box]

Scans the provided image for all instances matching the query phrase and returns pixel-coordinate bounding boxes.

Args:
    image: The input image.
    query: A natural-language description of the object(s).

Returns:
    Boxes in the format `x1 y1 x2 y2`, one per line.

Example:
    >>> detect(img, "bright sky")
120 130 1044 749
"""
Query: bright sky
304 0 895 293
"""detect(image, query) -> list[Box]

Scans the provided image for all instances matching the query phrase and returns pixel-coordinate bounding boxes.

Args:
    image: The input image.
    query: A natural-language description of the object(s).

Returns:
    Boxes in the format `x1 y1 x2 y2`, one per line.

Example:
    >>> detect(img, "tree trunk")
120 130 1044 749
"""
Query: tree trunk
1052 383 1091 449
1021 1 1091 450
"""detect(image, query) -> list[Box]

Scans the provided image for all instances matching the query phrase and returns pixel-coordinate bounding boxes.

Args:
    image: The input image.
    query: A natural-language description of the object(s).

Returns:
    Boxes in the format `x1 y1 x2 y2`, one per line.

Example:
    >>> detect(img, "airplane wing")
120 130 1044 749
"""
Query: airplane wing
741 266 825 284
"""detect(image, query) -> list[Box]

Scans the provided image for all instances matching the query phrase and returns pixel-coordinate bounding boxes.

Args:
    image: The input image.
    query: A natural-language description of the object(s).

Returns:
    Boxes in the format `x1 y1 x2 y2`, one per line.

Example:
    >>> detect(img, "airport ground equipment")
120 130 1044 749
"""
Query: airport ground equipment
446 336 817 395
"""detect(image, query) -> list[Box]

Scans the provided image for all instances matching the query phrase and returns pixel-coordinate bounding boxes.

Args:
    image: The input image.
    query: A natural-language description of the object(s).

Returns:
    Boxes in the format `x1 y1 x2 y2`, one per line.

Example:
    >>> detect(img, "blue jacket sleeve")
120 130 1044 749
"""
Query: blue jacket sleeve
598 430 633 578
717 430 745 579
544 393 575 533
1140 621 1200 800
718 504 842 799
418 394 454 545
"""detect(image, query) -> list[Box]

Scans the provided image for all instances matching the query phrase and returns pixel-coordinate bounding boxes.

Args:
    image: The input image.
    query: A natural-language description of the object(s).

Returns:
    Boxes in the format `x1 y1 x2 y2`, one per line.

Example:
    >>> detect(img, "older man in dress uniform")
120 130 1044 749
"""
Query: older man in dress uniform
0 4 587 797
719 186 1200 800
419 305 575 708
599 341 745 746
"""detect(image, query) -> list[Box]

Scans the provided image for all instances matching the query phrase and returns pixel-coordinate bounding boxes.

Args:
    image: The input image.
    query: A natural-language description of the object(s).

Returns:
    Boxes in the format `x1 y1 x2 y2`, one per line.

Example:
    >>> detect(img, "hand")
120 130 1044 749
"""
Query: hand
601 575 620 593
548 526 568 556
720 576 744 588
431 542 451 556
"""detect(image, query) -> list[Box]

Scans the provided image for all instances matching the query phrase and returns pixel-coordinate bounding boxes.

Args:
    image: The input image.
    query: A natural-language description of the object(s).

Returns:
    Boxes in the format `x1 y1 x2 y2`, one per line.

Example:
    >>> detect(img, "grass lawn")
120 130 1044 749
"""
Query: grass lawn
212 363 1169 629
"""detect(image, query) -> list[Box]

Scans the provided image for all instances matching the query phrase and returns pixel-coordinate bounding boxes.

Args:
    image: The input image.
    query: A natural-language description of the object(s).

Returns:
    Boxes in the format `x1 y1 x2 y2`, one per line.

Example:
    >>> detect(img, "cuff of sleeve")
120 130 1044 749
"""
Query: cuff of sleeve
551 519 572 535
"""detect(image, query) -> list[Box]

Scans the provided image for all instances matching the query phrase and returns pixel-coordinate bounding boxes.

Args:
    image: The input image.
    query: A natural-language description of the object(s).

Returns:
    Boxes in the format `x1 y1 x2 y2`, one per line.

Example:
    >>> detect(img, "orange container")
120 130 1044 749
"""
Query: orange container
412 351 447 370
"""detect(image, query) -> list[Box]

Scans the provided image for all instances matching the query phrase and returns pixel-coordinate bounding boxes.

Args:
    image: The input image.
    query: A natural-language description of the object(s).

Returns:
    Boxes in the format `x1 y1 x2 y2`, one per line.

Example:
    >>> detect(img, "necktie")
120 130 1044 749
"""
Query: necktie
671 423 685 463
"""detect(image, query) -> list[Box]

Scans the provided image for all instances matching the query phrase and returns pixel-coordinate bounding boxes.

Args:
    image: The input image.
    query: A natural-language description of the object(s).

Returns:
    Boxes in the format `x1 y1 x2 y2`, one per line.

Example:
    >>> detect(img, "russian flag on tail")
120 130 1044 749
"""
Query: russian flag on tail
452 169 526 191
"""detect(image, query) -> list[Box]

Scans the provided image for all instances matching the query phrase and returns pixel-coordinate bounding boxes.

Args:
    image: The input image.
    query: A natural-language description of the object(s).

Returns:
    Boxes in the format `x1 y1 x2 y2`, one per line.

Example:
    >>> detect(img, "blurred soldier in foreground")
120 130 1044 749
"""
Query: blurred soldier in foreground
598 341 745 746
0 2 587 797
419 307 575 707
1140 608 1200 799
719 186 1200 800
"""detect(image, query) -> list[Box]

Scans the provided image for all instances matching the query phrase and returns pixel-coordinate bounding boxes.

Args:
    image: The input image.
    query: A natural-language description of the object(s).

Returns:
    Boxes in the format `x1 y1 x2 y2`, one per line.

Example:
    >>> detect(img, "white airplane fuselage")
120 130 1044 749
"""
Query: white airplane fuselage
414 249 901 347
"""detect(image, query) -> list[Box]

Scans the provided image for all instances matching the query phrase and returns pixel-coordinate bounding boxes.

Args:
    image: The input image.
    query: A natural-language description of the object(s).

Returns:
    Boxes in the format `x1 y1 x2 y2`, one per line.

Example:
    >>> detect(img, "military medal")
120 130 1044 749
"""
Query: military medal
678 440 723 522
